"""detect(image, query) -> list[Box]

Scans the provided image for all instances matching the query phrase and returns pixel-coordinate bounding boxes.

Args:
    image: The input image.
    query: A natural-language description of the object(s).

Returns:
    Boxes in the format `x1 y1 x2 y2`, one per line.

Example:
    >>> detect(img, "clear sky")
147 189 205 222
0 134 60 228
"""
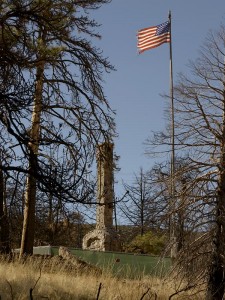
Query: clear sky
90 1 225 198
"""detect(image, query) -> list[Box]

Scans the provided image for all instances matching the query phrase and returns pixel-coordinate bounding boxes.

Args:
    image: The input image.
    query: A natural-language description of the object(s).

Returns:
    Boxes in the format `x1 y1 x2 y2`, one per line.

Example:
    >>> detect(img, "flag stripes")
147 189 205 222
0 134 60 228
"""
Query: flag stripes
137 21 170 53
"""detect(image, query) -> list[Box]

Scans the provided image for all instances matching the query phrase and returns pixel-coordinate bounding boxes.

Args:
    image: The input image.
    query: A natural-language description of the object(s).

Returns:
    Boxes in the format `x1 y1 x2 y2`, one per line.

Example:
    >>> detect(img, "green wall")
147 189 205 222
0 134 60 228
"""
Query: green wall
51 247 171 278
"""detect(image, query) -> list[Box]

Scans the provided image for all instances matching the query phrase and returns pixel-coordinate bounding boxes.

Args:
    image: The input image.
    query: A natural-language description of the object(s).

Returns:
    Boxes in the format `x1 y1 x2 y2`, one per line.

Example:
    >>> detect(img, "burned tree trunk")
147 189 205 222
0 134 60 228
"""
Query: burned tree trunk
0 162 10 254
206 91 225 300
20 60 44 257
206 171 225 300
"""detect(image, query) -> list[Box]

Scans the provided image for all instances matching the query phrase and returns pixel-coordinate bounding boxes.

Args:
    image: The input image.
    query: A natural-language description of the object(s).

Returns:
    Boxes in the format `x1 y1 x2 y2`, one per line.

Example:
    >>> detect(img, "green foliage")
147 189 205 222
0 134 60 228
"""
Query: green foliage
125 231 166 255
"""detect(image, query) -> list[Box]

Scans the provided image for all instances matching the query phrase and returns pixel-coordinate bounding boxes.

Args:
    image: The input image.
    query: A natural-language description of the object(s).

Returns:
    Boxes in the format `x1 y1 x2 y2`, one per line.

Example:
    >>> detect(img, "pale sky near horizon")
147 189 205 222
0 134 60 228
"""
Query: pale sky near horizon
90 1 225 200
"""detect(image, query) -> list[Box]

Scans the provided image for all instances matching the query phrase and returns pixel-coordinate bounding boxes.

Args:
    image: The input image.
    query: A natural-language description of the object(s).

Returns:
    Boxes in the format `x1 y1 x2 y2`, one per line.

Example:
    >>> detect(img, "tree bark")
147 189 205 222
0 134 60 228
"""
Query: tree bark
0 163 10 254
206 172 225 300
206 92 225 300
177 180 186 253
20 59 45 256
20 153 38 256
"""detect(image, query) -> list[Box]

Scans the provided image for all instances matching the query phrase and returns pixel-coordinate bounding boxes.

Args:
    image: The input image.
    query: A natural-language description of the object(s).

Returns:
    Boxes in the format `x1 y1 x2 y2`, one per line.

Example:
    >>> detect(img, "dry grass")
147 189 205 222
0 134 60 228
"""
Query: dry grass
0 255 204 299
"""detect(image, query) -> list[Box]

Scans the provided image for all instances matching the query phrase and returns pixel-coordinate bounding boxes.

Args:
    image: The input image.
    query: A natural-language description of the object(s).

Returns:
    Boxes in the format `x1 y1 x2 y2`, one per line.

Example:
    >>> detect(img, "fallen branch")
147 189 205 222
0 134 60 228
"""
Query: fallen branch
140 288 151 300
96 283 102 300
30 267 42 300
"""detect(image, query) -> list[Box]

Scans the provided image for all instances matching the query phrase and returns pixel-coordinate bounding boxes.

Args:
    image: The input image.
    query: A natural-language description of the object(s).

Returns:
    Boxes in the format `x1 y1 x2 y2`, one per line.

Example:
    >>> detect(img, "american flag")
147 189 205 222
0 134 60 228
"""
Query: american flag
137 21 170 53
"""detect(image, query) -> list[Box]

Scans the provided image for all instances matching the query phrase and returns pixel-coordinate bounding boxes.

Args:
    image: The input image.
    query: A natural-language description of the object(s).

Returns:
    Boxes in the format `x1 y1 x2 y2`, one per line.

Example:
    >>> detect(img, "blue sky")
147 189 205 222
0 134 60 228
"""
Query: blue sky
90 1 225 198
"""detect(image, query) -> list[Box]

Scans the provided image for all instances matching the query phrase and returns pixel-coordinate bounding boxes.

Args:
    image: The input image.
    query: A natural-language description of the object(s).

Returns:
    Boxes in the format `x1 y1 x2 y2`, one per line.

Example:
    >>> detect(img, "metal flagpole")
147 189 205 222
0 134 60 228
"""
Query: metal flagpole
137 12 176 258
168 10 176 259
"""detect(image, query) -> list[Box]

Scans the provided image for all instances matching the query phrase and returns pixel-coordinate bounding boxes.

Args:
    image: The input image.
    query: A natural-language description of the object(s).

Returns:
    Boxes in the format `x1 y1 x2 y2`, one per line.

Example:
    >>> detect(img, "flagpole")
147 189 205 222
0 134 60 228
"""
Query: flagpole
168 10 176 259
137 13 176 258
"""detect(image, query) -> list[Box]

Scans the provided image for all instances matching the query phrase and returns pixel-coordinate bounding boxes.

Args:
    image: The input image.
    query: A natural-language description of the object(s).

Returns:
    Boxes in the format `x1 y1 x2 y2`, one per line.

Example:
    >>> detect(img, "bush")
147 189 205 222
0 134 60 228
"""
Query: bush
125 231 166 255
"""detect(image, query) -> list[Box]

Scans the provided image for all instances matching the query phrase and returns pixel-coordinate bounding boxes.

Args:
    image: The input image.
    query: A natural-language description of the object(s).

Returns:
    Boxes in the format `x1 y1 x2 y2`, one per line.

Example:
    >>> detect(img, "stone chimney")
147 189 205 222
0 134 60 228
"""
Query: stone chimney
82 142 121 251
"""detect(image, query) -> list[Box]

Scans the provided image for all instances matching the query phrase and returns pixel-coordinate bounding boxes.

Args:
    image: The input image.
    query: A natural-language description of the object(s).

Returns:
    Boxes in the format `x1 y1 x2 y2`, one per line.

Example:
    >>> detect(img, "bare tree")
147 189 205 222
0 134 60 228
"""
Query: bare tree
120 167 169 237
0 0 115 255
173 27 225 300
145 23 225 299
0 157 10 254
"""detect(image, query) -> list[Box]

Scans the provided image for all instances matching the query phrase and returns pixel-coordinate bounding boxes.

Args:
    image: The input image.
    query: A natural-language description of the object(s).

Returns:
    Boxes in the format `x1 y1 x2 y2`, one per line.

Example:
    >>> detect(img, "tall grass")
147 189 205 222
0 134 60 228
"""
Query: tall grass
0 255 204 299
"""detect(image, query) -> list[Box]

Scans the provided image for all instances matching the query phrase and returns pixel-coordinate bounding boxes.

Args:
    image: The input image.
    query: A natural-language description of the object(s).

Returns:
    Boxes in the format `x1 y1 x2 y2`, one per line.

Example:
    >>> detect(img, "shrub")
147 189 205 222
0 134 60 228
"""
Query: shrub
125 231 166 255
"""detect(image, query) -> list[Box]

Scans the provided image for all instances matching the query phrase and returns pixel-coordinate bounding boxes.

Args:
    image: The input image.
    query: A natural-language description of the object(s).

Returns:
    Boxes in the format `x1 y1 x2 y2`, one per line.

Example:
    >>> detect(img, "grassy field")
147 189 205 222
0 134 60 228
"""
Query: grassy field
0 254 204 299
